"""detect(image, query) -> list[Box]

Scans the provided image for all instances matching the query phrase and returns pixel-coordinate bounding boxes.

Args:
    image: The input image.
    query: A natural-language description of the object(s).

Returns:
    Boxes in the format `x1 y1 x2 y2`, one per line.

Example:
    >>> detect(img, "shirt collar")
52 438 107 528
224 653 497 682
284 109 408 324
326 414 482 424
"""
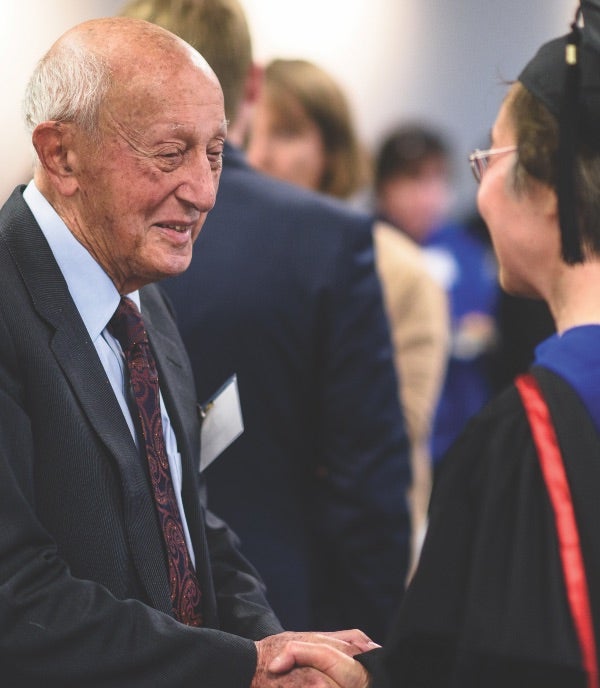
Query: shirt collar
22 181 140 341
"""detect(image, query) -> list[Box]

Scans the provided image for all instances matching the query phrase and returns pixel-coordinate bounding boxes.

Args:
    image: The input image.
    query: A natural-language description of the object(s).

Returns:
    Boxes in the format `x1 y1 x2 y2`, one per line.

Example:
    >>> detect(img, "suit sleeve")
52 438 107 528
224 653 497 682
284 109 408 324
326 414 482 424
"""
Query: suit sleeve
0 308 259 688
201 503 284 639
313 217 411 642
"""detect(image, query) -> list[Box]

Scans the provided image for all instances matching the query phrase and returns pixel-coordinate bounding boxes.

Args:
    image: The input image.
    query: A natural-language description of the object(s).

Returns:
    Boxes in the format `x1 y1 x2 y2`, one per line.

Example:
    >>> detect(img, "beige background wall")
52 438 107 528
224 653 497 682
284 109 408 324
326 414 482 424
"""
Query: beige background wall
2 1 575 213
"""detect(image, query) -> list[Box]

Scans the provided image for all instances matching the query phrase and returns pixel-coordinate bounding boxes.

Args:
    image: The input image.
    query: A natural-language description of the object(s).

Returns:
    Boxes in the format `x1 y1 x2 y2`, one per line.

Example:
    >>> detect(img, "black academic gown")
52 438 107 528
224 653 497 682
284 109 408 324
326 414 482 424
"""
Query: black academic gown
359 366 600 687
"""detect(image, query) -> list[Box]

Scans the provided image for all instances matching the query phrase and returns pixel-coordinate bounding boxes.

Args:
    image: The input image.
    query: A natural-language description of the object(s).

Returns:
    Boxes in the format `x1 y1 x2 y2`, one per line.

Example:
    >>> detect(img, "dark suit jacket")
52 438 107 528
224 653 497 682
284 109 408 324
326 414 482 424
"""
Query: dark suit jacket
162 143 411 642
0 187 282 687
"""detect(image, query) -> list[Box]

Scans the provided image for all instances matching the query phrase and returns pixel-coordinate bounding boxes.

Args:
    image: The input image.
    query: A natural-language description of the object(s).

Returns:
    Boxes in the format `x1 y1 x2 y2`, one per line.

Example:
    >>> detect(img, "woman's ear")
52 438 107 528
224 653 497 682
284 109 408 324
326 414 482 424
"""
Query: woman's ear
527 175 559 221
543 186 559 222
32 121 79 196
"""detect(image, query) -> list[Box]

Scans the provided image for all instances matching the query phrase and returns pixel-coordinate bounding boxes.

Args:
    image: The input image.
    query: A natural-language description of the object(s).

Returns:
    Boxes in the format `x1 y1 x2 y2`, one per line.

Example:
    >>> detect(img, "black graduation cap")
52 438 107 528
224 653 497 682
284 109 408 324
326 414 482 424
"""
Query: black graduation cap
518 0 600 264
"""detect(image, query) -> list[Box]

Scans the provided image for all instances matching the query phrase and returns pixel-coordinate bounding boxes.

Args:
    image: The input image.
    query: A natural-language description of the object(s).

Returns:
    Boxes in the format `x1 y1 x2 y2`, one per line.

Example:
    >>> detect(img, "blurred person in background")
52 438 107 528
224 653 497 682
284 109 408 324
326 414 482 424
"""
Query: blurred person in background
247 57 450 571
374 124 501 467
246 58 371 203
120 0 411 643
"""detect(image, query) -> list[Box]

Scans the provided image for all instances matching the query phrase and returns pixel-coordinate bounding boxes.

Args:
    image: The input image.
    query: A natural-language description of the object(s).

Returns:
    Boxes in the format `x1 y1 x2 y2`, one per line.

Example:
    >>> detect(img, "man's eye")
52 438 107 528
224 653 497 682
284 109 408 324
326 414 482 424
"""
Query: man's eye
161 150 182 159
209 150 224 169
156 149 184 170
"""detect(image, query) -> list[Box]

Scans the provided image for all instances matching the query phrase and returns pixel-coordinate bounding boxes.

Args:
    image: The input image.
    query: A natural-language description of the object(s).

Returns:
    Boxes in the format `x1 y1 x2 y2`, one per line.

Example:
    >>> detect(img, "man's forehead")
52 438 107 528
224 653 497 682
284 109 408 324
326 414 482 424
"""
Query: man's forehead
103 94 227 143
165 117 228 137
110 61 222 109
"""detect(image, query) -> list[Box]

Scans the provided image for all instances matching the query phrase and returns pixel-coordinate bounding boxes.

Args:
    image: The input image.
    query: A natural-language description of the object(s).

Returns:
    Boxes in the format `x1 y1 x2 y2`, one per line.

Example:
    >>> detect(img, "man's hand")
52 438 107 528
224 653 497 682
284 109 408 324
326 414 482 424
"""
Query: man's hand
251 630 377 688
267 638 372 688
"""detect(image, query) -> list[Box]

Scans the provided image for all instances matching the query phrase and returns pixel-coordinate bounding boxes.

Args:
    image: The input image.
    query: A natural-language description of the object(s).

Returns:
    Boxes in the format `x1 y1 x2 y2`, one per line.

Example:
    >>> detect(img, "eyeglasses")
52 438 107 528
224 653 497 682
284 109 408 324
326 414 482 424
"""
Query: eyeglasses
469 146 518 183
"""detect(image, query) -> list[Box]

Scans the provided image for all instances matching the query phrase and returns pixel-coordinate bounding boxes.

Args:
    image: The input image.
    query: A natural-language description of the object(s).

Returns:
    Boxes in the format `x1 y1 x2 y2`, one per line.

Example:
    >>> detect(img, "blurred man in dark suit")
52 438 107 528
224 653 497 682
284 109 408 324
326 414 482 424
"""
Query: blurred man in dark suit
121 0 411 643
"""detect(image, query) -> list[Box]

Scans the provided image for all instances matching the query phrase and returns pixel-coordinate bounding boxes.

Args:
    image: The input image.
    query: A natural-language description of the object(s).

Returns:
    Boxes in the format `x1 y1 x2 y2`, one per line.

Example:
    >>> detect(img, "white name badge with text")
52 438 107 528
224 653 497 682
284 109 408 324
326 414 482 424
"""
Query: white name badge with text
199 374 244 471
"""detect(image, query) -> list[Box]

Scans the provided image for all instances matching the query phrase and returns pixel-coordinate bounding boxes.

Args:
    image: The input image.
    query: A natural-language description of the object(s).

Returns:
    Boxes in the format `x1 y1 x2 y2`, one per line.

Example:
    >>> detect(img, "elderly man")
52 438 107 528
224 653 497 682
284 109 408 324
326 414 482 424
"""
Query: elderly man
0 16 371 686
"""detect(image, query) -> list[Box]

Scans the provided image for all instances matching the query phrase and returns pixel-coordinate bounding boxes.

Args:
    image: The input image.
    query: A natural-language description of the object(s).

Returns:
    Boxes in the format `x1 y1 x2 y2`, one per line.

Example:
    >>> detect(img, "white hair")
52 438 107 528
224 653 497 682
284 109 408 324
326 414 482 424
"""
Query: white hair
23 40 111 141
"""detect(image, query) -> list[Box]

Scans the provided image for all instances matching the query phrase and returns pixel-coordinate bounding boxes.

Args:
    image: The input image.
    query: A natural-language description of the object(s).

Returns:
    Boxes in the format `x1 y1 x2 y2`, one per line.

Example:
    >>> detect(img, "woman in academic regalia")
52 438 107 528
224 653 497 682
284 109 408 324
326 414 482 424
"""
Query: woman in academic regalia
267 2 600 687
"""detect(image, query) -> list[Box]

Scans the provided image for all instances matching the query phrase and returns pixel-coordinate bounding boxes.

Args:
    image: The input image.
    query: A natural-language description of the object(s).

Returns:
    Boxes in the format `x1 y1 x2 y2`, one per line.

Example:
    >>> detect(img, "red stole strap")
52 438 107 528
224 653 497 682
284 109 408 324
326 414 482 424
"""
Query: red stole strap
516 373 598 688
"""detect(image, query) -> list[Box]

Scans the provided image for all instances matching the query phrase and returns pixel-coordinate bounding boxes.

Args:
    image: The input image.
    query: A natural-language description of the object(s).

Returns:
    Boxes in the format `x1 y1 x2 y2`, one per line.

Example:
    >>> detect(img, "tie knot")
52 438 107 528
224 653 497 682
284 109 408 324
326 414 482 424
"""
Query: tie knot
107 297 148 352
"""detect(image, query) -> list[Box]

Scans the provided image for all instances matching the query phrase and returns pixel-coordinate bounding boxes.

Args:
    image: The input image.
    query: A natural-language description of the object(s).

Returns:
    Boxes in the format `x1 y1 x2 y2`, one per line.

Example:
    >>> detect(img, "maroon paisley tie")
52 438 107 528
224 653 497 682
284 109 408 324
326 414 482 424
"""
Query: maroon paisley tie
108 296 202 626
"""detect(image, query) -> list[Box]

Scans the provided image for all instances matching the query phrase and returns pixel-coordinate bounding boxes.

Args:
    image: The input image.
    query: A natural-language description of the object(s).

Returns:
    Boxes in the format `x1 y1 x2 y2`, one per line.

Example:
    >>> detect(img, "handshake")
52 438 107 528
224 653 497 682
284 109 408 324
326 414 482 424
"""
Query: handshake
251 629 377 688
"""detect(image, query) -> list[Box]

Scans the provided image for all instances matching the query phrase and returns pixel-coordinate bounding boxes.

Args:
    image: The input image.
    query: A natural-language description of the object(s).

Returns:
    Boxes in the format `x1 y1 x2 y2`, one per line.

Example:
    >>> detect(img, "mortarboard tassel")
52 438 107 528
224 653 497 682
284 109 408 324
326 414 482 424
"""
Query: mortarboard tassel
558 8 584 264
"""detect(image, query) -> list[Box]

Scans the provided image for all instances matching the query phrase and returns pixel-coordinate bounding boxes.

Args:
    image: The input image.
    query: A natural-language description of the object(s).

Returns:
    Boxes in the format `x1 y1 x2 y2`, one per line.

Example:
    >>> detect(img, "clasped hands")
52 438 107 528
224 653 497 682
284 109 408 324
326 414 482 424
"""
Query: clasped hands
251 629 375 688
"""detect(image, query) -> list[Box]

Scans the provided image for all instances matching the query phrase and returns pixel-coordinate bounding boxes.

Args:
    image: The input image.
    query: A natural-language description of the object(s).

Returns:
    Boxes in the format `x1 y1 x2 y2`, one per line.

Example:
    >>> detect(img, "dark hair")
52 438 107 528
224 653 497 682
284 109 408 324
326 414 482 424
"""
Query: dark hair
374 124 449 192
509 81 600 257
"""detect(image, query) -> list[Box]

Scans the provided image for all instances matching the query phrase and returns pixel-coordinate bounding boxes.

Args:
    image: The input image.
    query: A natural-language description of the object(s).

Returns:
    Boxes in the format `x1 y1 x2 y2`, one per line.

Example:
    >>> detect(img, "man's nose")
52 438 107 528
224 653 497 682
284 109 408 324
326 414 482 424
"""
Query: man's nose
175 153 219 211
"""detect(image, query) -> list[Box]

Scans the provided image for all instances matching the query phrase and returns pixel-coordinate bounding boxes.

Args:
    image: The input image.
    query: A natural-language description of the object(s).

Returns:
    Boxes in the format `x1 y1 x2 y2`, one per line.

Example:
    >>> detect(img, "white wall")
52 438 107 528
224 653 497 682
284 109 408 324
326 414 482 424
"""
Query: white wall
242 0 575 215
2 0 576 212
1 0 124 203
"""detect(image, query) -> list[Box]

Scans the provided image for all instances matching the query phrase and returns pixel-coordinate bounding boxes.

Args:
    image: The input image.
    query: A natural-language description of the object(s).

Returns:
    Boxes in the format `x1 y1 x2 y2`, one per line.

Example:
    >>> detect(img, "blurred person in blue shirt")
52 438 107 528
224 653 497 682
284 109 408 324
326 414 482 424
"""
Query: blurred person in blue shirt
375 124 500 466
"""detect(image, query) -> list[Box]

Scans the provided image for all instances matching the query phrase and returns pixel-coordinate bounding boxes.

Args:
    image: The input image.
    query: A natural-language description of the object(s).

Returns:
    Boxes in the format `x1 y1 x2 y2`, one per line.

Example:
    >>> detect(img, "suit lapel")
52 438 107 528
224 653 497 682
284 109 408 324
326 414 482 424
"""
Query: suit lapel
142 289 200 466
50 320 174 615
1 190 173 615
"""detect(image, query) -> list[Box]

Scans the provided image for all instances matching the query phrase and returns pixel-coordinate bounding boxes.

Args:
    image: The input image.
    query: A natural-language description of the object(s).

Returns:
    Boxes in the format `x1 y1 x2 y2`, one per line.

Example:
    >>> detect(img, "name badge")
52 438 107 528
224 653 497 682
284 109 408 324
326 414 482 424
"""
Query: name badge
199 374 244 471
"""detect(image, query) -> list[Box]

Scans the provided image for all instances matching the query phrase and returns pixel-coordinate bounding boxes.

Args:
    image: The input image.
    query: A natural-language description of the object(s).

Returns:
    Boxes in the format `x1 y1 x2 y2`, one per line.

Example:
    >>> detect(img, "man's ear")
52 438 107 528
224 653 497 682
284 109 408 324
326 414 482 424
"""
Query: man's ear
31 121 79 196
228 63 265 147
243 62 264 106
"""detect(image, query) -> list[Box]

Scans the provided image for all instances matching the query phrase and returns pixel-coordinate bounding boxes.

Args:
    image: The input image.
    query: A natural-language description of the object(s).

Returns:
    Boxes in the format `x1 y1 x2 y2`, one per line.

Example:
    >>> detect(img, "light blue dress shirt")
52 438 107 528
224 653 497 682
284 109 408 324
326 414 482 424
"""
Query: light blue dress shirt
23 181 196 565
